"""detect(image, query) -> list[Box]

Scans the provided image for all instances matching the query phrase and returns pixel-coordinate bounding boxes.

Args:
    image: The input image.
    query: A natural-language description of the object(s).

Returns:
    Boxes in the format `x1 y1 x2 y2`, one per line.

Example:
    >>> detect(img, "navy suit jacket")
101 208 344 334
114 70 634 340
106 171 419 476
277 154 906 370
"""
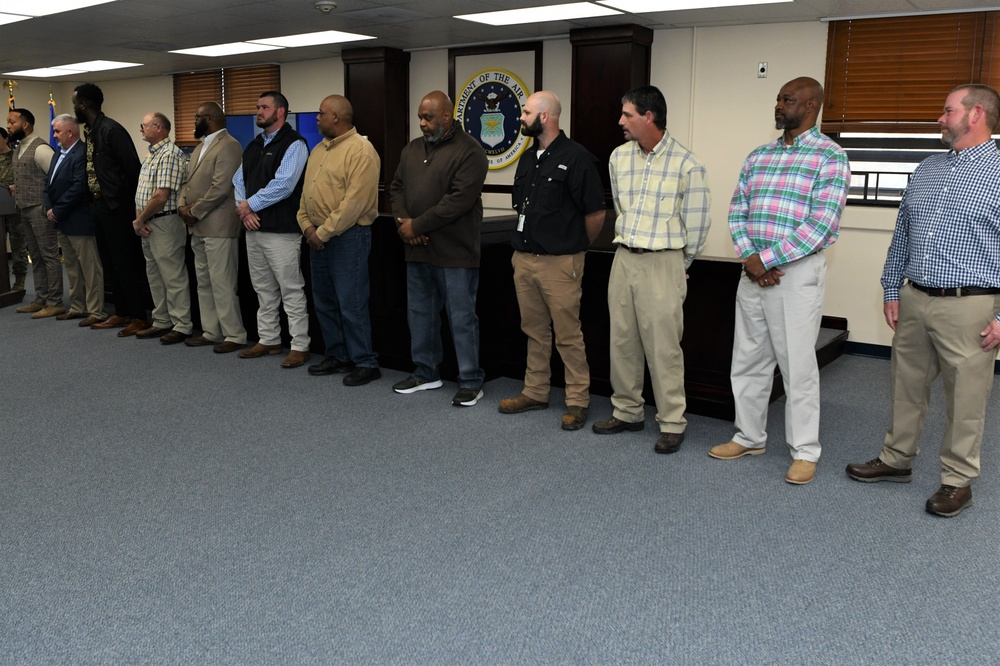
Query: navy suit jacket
43 140 93 236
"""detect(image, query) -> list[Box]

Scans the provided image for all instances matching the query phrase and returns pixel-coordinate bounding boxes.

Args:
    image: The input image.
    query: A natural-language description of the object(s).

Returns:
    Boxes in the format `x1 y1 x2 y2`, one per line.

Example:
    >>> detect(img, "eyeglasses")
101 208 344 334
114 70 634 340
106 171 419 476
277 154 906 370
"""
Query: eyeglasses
139 123 160 130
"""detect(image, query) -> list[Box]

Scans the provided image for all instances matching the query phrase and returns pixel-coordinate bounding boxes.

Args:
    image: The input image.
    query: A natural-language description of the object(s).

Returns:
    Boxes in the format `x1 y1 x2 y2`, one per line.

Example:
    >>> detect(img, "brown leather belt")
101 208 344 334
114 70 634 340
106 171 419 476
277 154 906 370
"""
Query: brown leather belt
910 282 1000 297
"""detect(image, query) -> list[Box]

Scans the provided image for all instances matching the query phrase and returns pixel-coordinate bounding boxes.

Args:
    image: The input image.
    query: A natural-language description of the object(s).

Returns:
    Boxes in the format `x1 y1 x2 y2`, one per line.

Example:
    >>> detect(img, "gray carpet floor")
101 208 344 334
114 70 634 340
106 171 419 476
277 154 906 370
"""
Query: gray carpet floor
1 278 999 665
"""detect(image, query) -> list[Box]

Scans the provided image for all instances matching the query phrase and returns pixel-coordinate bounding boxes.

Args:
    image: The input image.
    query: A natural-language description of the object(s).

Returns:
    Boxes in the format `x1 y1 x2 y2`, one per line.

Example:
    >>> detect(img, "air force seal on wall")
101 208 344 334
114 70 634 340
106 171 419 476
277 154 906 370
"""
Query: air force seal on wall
456 68 530 170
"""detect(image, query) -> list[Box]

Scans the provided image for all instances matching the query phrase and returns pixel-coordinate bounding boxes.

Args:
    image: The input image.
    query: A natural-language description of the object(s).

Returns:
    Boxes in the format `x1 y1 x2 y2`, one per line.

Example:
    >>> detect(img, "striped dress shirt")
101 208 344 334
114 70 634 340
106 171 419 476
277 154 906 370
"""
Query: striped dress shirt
881 139 1000 316
609 130 712 267
729 126 849 270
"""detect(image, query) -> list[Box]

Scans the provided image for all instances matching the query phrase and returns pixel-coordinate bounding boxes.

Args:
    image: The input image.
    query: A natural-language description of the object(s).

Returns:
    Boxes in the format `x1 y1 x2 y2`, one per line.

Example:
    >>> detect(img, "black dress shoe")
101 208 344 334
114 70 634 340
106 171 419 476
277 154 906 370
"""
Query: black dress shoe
654 431 684 454
926 485 973 517
308 357 355 376
592 416 645 435
343 366 381 386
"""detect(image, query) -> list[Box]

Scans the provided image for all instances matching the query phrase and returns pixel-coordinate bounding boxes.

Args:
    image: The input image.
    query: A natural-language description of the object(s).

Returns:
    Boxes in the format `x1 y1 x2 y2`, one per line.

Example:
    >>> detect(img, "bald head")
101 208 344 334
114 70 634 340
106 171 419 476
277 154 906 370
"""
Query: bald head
195 101 226 137
323 95 354 124
316 94 356 138
775 76 824 142
528 91 561 119
520 90 563 147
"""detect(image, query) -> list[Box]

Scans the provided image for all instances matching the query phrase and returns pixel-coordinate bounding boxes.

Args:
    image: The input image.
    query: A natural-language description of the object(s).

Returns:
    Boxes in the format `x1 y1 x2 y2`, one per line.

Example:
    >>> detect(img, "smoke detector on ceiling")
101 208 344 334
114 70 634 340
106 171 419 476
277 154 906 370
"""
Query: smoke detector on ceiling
314 0 337 13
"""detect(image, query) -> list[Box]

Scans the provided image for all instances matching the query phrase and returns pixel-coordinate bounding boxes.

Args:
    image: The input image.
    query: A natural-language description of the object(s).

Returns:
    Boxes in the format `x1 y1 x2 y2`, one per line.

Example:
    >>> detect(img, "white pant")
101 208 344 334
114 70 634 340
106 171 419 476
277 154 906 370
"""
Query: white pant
245 231 310 351
730 252 826 461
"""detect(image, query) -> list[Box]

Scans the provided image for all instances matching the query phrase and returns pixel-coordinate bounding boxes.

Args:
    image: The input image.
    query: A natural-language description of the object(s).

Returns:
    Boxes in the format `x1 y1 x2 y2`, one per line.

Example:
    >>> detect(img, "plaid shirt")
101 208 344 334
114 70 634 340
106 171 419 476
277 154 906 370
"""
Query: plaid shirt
882 139 1000 313
609 130 712 267
136 138 187 212
729 126 849 270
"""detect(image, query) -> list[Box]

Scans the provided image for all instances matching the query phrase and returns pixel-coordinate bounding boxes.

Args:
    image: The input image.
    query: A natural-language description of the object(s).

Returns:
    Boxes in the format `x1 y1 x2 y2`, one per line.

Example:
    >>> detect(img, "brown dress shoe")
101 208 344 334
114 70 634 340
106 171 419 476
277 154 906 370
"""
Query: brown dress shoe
79 315 104 327
93 315 131 329
238 343 283 359
160 330 191 345
926 485 973 517
498 393 549 414
135 326 172 339
561 406 589 431
56 310 86 321
119 319 152 337
592 416 645 435
845 457 912 483
213 341 244 354
281 350 310 368
655 432 685 454
15 302 44 314
184 335 217 347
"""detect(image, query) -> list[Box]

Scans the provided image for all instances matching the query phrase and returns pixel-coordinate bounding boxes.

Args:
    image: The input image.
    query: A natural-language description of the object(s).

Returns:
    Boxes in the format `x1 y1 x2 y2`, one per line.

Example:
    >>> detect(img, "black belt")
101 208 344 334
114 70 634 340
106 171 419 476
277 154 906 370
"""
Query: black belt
619 245 669 254
152 209 178 218
516 250 549 256
910 282 1000 297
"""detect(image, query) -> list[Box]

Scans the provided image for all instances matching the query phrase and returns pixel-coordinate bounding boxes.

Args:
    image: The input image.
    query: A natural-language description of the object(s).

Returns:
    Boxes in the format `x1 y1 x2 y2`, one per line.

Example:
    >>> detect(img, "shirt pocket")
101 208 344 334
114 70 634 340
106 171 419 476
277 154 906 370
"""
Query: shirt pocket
536 168 567 212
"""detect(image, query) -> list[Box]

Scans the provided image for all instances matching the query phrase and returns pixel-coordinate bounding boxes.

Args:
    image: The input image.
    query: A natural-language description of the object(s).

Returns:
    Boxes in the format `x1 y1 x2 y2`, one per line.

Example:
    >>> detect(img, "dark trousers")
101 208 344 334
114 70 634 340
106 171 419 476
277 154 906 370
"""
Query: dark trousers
93 197 152 319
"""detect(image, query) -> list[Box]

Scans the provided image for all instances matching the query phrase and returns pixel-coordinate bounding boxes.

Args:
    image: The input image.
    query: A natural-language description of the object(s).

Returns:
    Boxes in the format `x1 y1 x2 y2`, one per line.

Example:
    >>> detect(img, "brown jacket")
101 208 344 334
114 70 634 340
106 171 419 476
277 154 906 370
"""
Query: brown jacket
178 129 242 238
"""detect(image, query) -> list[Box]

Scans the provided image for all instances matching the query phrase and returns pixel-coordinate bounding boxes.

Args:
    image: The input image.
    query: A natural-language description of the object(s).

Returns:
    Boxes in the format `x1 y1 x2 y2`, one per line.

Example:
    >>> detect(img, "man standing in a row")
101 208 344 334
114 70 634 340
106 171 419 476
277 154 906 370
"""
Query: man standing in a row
593 85 712 455
298 95 381 386
133 112 192 344
498 90 605 430
178 102 246 354
847 84 1000 517
0 127 28 293
391 90 489 407
711 76 849 486
8 107 63 318
73 83 151 333
234 91 311 369
45 114 104 324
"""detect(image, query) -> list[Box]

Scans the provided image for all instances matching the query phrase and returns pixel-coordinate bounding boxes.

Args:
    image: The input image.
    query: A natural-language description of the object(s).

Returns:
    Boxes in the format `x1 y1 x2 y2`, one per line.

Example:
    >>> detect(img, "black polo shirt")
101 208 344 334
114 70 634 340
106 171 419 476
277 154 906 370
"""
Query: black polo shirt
511 131 605 255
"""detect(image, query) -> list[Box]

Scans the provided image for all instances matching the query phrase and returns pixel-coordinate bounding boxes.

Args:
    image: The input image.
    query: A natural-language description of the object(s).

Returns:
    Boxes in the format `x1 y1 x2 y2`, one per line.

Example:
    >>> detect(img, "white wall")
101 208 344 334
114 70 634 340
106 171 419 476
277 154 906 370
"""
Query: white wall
53 23 898 348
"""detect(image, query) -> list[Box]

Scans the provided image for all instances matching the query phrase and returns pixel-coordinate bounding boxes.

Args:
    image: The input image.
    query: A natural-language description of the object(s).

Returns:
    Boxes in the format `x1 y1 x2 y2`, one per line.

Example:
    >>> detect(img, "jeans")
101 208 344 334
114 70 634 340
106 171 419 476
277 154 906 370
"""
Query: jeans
311 224 377 368
406 262 484 388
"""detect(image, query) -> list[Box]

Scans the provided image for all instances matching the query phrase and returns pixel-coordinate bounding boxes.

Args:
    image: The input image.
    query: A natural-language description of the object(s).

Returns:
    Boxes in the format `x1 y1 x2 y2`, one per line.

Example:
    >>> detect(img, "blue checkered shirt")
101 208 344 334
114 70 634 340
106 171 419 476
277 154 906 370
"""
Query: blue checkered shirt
882 140 1000 322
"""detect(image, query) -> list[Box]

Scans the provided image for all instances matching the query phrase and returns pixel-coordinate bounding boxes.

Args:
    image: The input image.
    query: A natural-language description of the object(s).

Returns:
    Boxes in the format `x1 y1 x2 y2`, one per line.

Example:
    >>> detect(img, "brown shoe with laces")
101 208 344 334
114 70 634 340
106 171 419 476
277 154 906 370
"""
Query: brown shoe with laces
926 485 973 517
846 457 912 483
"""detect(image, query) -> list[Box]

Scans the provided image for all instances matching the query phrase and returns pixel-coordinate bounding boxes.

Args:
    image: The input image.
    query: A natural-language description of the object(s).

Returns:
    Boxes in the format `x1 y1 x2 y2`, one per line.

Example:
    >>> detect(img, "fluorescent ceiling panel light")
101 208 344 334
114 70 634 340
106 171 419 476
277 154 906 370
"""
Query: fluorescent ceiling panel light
456 2 621 26
0 0 117 16
2 67 82 78
250 30 375 48
0 12 30 25
598 0 791 11
61 60 141 72
170 42 284 57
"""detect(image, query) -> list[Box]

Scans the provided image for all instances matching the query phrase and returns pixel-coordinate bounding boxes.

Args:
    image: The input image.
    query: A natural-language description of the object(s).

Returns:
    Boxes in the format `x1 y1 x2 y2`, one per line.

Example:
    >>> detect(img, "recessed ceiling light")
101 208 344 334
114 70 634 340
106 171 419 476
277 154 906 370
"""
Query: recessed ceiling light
249 30 375 48
597 0 792 11
0 0 118 17
2 67 82 78
170 42 285 57
456 2 621 26
0 12 30 25
61 60 142 72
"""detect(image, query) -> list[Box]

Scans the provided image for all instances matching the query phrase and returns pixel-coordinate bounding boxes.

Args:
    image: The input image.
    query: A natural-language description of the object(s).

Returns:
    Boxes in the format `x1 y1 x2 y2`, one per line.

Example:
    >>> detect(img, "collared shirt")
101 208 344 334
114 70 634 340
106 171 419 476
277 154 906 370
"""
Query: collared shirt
196 128 224 167
232 126 308 212
49 139 80 182
135 137 187 211
729 126 849 270
609 130 711 267
511 130 604 255
882 139 1000 309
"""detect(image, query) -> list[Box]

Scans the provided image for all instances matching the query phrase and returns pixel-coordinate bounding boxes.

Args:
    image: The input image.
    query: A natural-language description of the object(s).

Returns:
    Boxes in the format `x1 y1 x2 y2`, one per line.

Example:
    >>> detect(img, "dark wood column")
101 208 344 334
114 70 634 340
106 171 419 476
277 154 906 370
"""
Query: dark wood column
570 25 653 204
342 46 410 212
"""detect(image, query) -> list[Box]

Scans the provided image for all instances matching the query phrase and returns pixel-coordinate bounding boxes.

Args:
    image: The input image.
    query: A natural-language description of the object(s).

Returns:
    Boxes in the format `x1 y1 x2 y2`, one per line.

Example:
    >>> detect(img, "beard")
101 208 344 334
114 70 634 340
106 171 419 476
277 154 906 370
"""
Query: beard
74 107 88 125
775 114 801 131
256 110 278 129
521 116 542 137
8 127 25 143
941 115 971 148
194 117 210 139
422 125 445 144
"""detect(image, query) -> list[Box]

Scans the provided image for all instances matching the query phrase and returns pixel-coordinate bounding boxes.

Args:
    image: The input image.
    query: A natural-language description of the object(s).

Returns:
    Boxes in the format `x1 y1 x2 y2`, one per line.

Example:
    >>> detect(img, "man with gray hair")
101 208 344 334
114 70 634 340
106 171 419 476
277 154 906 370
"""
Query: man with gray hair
133 111 192 344
45 114 104 324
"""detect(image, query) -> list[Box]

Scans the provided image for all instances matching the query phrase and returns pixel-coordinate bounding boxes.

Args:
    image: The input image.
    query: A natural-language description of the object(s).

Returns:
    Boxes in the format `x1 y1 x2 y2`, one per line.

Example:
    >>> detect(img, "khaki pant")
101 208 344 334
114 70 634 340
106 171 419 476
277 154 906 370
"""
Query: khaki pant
881 283 1000 486
141 213 192 333
607 247 687 433
58 232 104 318
512 251 590 407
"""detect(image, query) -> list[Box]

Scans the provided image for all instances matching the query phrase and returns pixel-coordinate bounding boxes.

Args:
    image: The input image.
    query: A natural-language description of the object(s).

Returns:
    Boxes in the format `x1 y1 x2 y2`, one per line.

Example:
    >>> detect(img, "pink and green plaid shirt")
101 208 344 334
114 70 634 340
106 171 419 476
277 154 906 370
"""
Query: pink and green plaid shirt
729 126 849 270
